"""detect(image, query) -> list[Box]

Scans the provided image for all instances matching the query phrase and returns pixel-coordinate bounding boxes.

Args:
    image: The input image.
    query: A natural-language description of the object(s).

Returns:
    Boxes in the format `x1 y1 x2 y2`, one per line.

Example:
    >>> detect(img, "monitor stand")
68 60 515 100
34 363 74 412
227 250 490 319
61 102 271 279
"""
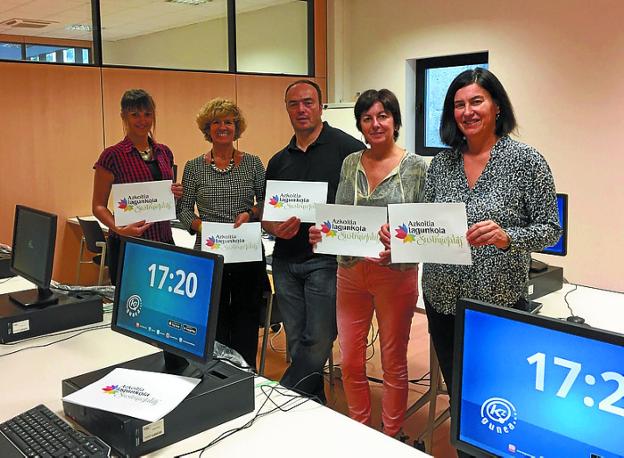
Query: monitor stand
163 351 218 379
9 287 58 307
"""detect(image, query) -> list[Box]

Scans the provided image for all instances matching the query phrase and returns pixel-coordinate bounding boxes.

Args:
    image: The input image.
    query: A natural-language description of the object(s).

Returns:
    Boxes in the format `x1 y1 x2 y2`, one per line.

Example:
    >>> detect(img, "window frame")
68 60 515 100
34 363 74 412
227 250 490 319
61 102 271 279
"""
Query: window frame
0 0 315 77
415 51 488 156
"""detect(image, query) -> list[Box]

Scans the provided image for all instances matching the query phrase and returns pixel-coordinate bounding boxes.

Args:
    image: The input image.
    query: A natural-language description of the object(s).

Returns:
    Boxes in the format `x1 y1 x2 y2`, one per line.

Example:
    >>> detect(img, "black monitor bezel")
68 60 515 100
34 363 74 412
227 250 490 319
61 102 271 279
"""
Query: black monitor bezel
539 193 568 256
10 205 57 288
111 236 224 365
451 298 624 457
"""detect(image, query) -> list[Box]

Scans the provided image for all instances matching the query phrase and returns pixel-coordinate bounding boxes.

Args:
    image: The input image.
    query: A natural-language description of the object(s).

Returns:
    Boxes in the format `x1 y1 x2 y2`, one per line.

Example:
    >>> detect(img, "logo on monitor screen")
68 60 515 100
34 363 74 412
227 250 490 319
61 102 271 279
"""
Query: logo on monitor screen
480 397 517 434
125 294 142 318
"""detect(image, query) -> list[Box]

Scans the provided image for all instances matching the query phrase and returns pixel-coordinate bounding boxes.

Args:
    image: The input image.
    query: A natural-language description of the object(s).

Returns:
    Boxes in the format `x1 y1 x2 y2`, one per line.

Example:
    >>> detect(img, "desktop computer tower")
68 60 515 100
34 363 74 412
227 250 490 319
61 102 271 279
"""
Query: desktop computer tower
0 291 103 343
0 253 15 278
62 352 254 457
527 265 563 300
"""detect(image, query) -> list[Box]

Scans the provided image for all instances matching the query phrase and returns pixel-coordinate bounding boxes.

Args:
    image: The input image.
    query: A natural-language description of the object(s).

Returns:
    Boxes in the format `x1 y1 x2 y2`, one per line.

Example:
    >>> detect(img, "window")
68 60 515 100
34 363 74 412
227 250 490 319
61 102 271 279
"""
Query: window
0 0 93 65
0 42 22 60
235 0 310 75
25 44 90 64
0 0 314 75
100 0 229 71
415 52 488 155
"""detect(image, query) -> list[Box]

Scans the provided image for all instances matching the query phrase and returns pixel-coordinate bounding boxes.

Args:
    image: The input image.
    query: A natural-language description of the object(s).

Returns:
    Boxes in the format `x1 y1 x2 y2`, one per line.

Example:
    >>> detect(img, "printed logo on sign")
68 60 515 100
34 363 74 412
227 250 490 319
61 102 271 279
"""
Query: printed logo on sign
480 397 517 435
126 294 142 318
99 384 159 405
118 198 133 212
395 223 415 243
205 236 220 250
102 385 119 395
320 220 336 237
395 220 464 248
118 194 172 214
269 195 283 208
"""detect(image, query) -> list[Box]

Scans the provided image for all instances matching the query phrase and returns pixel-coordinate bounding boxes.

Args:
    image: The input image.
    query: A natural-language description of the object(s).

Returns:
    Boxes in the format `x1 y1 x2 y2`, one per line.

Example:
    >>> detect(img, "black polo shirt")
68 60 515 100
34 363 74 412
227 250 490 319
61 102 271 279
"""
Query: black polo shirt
266 122 365 262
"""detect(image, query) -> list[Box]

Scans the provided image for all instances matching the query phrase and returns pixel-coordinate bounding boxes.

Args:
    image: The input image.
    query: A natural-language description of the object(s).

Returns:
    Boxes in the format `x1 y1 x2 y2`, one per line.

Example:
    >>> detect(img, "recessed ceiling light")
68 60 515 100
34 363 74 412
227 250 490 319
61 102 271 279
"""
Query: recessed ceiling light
65 24 93 32
165 0 212 5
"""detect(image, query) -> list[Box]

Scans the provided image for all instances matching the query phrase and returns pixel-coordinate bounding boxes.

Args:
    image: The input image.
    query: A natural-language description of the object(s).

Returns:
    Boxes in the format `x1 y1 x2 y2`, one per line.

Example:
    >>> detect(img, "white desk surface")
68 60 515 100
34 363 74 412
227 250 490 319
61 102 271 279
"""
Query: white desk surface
538 283 624 334
0 277 428 457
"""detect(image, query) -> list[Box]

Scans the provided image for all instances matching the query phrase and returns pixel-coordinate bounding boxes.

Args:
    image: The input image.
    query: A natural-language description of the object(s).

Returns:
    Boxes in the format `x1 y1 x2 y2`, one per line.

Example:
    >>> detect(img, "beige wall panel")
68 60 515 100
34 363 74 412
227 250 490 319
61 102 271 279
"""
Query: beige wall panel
101 68 236 171
235 75 326 164
0 62 103 283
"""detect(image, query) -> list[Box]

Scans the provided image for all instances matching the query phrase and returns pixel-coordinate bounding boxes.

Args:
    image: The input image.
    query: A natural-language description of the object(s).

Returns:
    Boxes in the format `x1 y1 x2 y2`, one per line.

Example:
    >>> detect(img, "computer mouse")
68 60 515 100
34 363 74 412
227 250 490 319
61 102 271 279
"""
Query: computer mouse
566 315 586 325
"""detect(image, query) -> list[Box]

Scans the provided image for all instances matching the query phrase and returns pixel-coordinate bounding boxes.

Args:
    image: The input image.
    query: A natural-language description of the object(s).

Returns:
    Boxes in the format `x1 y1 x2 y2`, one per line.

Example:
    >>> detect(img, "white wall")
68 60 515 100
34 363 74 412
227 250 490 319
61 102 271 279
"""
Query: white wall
331 0 624 292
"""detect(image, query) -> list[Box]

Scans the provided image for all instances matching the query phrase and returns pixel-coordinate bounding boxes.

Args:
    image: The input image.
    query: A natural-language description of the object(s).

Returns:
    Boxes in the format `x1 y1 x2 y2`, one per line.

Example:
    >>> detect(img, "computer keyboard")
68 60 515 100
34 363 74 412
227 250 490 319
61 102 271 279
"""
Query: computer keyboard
0 404 111 457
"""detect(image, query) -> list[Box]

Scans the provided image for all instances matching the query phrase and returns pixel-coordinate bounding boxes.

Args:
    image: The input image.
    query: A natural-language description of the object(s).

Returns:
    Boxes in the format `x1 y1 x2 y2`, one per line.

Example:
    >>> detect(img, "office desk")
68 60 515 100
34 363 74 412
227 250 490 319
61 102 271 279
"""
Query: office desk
538 283 624 334
68 216 196 250
0 277 428 457
68 216 275 256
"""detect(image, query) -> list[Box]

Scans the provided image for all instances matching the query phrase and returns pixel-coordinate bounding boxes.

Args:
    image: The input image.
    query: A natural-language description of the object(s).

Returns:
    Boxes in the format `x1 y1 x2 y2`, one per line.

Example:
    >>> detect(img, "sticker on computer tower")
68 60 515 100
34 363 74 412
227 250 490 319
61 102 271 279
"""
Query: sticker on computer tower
11 319 30 334
143 418 165 442
142 418 164 442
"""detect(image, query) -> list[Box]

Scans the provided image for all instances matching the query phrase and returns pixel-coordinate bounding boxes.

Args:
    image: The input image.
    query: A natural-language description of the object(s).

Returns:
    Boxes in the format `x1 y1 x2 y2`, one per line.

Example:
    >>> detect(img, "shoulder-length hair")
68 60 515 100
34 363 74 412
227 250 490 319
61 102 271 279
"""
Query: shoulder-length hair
440 67 517 149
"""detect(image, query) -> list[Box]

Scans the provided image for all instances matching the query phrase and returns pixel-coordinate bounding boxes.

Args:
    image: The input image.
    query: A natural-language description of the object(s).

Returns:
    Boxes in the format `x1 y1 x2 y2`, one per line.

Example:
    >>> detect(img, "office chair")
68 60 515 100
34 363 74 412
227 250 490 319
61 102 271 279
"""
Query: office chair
75 217 108 286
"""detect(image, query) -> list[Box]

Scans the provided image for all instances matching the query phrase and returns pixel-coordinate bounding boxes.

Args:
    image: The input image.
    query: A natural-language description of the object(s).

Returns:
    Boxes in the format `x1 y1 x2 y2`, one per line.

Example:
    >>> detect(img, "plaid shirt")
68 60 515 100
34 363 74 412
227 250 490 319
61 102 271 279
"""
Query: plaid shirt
94 136 175 243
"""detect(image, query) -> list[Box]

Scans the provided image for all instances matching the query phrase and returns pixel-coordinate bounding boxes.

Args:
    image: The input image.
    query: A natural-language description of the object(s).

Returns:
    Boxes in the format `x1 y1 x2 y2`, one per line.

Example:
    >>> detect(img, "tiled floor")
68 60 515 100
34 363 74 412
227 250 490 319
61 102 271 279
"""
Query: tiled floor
259 310 457 458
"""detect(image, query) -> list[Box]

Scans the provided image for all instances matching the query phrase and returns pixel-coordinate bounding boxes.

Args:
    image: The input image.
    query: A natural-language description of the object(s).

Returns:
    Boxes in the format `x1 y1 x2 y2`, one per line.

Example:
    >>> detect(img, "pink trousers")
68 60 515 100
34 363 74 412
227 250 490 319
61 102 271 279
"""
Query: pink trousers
337 262 418 437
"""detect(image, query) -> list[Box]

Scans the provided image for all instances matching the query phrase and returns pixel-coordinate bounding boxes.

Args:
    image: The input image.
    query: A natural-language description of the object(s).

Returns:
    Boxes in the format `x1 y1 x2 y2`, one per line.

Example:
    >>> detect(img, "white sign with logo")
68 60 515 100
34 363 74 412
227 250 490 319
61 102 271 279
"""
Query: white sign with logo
388 202 472 265
112 180 176 226
313 204 386 258
62 367 200 422
262 180 328 223
200 222 262 264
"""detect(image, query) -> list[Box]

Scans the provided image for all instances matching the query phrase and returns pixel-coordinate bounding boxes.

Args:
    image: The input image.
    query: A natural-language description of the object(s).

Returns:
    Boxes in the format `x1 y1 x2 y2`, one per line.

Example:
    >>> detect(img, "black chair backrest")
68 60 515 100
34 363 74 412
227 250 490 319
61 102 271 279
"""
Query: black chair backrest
77 217 106 253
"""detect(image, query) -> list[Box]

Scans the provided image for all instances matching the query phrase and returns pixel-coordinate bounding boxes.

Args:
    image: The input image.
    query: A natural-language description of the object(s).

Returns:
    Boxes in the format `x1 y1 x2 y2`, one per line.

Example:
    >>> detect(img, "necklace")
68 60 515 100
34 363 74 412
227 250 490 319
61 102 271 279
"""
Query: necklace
209 150 235 173
138 146 152 161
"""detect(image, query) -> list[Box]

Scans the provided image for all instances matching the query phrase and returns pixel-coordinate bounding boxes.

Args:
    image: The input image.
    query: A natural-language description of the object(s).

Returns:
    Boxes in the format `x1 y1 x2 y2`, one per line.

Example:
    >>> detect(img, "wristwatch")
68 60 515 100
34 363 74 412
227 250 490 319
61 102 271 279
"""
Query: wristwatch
246 209 255 221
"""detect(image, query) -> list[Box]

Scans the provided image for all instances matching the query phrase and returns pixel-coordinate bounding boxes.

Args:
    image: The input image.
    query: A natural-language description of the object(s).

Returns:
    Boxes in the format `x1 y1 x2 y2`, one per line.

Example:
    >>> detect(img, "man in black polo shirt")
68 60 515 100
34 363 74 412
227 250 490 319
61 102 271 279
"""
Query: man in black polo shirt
263 80 364 402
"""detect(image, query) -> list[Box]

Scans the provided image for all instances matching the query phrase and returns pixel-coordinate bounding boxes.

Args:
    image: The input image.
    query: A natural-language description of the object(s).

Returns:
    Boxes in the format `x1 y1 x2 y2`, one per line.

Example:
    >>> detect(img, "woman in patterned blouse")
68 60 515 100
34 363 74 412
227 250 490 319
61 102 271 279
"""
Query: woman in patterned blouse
176 98 268 369
311 89 427 438
411 68 560 455
92 89 183 285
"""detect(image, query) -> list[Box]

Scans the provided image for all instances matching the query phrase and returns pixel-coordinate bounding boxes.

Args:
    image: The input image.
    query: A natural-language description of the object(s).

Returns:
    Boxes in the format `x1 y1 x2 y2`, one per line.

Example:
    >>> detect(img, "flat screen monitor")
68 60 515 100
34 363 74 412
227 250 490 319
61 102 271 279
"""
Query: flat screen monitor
540 193 568 256
9 205 59 307
111 237 223 373
451 299 624 458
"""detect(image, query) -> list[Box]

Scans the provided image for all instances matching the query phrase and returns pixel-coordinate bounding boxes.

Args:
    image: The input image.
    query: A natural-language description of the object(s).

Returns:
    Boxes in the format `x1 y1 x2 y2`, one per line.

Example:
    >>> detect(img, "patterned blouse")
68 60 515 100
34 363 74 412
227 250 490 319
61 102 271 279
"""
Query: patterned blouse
422 135 561 314
335 149 428 269
177 153 266 250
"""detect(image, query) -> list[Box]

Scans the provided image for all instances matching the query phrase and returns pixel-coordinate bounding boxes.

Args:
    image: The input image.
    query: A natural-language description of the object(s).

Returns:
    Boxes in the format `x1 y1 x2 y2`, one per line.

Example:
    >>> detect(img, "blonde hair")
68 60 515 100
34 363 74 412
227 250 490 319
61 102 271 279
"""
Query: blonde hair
196 98 247 142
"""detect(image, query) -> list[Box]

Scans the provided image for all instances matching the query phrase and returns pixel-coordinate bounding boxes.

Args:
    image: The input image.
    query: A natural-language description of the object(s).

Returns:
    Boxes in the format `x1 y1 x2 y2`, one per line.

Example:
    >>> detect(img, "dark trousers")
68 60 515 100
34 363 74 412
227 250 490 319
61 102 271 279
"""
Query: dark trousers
216 260 269 370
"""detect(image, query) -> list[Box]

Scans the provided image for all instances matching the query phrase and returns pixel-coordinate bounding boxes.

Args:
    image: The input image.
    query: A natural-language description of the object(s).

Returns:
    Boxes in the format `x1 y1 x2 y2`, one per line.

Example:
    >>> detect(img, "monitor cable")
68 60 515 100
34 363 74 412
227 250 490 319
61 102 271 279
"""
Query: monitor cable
174 373 317 457
0 324 109 358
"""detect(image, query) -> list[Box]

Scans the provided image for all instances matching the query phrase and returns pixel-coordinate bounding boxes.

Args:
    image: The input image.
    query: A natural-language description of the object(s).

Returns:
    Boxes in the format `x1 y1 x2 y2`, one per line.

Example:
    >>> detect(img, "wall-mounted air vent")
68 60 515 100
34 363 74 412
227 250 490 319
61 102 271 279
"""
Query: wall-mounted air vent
0 18 57 29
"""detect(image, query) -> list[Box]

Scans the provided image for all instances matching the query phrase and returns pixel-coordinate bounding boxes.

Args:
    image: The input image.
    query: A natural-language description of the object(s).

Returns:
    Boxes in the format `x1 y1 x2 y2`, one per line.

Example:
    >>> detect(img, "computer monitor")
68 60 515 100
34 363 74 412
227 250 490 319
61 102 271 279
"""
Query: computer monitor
540 193 568 256
451 299 624 458
111 237 223 374
9 205 59 307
